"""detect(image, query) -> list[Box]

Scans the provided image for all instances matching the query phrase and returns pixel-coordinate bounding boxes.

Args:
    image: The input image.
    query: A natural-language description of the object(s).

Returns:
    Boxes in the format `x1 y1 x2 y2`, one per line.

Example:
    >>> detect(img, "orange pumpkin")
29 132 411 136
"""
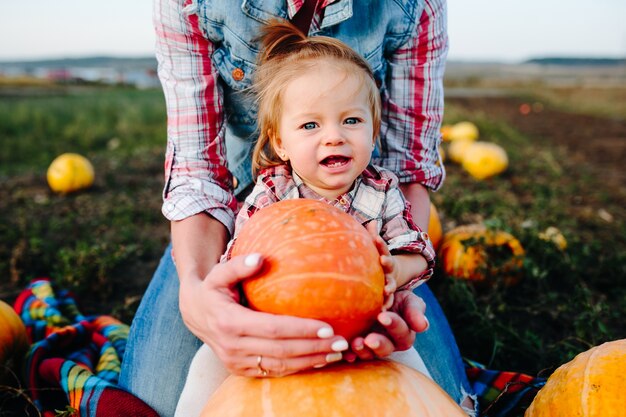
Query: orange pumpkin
231 199 384 340
439 224 525 286
0 300 29 385
428 203 443 250
200 360 467 417
525 339 626 417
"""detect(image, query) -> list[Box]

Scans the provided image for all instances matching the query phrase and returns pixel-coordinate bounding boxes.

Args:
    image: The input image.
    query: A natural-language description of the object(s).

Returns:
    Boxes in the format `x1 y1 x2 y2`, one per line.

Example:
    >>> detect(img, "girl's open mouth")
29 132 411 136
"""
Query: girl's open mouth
320 155 350 168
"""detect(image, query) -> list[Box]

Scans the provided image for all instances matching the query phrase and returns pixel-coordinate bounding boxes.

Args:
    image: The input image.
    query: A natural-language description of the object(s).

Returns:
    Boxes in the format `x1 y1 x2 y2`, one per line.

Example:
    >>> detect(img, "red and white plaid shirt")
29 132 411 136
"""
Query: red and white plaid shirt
223 165 436 289
155 0 448 235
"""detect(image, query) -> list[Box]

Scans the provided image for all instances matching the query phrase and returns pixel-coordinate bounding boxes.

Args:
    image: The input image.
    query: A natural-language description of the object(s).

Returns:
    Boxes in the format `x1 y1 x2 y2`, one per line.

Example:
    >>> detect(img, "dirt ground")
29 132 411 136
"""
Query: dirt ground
446 95 626 191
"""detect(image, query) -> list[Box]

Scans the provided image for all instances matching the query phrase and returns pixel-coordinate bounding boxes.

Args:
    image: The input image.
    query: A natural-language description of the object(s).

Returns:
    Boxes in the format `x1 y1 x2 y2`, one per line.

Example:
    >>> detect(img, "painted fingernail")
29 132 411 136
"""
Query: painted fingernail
317 327 334 339
379 314 392 326
366 339 380 349
331 339 348 352
244 253 261 267
326 352 342 363
423 317 430 331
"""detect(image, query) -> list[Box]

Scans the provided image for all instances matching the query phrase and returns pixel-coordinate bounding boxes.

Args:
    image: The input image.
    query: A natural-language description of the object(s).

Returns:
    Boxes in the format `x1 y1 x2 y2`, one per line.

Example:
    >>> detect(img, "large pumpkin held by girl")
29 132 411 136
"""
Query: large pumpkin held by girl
200 360 467 417
231 199 384 341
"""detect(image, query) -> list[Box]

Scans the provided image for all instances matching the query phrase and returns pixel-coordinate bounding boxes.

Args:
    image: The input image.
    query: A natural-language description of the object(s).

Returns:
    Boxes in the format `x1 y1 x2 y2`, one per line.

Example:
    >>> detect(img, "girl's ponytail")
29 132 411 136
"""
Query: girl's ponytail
257 20 307 65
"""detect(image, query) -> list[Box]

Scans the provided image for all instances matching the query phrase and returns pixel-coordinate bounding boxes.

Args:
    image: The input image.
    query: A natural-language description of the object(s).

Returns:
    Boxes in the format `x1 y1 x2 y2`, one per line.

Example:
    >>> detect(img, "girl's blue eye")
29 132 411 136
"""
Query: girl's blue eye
302 122 317 130
344 117 360 125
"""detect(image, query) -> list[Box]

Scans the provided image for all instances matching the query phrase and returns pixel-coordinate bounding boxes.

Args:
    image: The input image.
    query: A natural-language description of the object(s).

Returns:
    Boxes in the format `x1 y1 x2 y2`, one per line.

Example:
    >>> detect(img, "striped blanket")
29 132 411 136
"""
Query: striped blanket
12 278 544 417
14 278 157 417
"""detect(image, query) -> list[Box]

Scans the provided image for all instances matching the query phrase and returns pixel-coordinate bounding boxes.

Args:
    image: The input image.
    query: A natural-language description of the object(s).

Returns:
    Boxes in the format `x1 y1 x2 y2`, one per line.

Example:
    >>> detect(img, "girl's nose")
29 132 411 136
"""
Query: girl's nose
322 126 345 146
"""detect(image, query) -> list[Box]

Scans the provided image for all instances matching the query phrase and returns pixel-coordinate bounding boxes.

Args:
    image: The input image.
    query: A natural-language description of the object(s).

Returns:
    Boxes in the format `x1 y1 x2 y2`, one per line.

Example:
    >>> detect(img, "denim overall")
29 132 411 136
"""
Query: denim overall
120 1 475 416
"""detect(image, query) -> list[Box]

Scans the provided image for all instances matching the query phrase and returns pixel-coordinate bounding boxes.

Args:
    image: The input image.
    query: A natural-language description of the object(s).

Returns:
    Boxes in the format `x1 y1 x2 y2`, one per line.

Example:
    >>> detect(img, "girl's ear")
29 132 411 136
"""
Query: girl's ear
270 129 289 161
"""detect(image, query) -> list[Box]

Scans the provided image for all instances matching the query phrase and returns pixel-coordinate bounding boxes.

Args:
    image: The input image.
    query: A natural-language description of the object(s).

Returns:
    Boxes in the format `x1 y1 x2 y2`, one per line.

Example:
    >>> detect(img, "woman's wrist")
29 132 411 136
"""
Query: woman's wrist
171 213 229 282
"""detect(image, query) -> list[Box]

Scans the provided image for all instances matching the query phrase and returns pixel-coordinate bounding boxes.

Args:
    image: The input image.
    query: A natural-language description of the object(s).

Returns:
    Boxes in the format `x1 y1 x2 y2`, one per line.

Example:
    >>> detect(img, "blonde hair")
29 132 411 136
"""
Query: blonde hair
251 20 381 178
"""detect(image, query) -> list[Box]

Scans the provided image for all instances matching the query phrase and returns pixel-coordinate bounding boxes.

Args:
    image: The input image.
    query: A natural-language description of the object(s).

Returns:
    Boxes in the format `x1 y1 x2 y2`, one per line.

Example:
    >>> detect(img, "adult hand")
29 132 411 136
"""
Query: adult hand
179 253 350 377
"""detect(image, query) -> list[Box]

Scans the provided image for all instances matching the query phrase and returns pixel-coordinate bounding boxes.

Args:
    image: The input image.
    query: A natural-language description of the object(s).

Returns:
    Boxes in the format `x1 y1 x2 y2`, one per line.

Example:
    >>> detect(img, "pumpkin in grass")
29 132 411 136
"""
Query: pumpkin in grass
525 339 626 417
201 360 467 417
439 224 525 287
428 203 443 250
462 141 509 180
47 153 95 194
0 300 29 385
448 121 479 142
231 199 384 340
447 139 474 164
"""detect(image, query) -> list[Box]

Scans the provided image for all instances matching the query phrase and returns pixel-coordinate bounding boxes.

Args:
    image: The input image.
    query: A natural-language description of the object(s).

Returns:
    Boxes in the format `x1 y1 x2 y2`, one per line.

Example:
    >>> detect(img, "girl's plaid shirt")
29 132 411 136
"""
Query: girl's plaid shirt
223 164 436 290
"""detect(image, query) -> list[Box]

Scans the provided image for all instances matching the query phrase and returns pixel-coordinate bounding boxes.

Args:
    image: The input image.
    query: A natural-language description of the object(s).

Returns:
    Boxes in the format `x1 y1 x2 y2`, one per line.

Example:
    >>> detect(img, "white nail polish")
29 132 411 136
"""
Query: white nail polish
326 352 342 363
379 314 392 326
366 340 380 350
244 253 261 267
331 339 348 352
317 327 334 339
313 363 326 369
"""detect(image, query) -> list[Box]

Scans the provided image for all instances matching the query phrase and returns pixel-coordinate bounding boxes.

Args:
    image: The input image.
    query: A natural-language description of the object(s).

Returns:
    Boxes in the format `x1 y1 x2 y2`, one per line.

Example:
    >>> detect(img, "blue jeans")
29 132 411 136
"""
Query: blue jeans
120 244 474 417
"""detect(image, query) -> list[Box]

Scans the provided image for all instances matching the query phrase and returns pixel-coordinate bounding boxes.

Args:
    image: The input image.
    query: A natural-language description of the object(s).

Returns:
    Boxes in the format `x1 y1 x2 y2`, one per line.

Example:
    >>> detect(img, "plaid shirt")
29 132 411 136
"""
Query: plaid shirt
155 0 448 235
224 165 436 289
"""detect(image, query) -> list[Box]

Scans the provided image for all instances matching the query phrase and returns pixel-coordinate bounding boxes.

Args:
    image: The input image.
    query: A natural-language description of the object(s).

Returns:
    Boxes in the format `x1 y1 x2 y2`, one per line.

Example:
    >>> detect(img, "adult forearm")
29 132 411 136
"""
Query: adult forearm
171 213 229 283
399 182 431 232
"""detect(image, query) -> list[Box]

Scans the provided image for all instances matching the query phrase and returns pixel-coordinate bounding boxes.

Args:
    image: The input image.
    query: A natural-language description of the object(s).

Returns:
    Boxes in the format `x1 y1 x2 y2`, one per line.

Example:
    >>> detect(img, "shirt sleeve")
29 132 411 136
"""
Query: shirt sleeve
222 174 280 260
381 179 436 290
375 0 448 191
155 0 238 234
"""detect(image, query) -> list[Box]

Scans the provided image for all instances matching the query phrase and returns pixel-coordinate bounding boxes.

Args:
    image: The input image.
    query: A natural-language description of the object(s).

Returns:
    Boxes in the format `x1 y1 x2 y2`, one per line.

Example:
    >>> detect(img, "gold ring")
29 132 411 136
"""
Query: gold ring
257 355 269 377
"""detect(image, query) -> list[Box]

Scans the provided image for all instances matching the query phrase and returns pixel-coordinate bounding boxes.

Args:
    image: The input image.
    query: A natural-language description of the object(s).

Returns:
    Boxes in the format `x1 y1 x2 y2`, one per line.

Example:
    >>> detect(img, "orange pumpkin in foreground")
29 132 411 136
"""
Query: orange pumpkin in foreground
201 360 467 417
231 199 384 340
0 300 29 385
525 339 626 417
439 224 525 287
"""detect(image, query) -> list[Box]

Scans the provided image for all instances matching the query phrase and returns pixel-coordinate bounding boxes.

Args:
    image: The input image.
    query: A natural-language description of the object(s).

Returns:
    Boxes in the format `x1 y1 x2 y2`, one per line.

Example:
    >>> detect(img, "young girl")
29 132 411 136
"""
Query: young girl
175 21 437 417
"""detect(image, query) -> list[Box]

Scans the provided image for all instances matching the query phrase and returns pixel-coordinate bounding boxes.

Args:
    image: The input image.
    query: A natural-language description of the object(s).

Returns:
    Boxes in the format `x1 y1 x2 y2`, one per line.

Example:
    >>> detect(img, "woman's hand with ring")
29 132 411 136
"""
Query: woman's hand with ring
181 253 350 377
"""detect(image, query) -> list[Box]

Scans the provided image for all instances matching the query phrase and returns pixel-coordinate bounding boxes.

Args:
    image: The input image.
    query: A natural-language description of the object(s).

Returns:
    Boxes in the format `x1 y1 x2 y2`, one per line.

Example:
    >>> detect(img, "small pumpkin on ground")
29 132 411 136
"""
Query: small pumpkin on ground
428 202 443 250
461 142 509 180
525 339 626 417
0 300 29 385
447 139 475 164
47 153 95 194
439 224 525 287
231 199 384 341
448 121 479 142
440 124 453 142
200 360 467 417
538 226 567 250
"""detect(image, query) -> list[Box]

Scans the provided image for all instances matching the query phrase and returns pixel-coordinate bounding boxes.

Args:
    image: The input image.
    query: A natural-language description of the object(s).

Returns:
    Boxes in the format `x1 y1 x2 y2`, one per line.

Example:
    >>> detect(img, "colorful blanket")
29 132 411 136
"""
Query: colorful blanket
12 278 544 417
14 278 158 417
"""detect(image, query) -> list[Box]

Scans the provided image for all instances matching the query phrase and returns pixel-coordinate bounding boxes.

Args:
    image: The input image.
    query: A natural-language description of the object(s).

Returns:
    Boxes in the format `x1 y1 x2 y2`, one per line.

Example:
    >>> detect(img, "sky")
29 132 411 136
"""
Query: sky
1 0 625 63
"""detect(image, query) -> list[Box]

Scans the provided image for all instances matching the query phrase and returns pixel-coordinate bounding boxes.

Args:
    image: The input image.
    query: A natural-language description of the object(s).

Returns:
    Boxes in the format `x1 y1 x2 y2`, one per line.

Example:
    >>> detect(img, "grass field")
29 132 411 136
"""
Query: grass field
1 78 624 385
